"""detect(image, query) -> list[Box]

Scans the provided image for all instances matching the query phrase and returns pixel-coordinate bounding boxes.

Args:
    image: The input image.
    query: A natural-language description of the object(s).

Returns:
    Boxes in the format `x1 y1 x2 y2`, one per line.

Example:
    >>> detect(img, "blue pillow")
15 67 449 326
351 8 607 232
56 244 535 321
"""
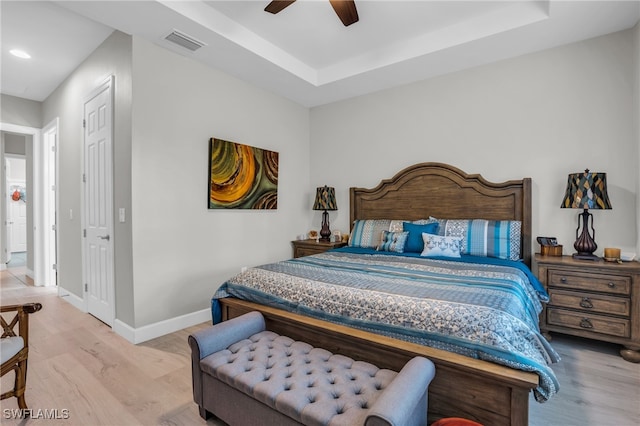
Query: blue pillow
402 221 439 252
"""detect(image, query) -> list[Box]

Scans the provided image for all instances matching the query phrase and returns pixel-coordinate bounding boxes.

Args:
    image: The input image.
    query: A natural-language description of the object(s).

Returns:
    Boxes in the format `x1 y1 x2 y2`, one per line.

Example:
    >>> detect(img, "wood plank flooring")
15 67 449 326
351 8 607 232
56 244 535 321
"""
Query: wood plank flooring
1 268 638 425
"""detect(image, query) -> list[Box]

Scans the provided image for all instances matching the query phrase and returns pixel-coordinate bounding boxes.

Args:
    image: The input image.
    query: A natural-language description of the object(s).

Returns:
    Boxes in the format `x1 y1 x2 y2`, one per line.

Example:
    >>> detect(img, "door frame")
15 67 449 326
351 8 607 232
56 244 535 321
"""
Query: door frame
42 118 59 287
0 123 44 284
81 75 116 325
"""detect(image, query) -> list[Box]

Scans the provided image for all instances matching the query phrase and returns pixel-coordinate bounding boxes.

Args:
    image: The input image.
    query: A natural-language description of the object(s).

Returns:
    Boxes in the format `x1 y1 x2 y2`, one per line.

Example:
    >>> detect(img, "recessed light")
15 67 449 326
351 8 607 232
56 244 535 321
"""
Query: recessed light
10 49 31 59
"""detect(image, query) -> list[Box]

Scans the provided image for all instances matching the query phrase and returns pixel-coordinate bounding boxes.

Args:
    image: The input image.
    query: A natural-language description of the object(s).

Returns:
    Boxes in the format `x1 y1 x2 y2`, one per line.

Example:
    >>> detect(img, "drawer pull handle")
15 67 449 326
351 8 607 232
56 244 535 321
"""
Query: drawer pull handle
580 318 593 329
608 282 615 288
560 277 567 283
579 298 593 309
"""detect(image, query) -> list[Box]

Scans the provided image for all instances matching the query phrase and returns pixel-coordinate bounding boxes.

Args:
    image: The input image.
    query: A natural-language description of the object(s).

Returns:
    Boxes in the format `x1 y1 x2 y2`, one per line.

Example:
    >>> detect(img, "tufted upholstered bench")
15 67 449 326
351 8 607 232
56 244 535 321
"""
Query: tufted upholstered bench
189 311 436 426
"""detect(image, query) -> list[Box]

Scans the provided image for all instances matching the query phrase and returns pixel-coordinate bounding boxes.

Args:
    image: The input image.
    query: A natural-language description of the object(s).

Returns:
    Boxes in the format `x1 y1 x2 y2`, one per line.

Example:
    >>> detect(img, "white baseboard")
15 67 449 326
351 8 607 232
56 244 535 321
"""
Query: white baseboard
114 308 212 344
56 288 211 344
58 286 86 312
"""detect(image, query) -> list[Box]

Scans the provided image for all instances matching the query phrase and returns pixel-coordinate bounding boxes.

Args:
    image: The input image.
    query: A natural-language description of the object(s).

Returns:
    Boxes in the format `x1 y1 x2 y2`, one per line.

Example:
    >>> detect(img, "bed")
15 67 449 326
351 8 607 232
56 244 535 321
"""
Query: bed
213 162 559 426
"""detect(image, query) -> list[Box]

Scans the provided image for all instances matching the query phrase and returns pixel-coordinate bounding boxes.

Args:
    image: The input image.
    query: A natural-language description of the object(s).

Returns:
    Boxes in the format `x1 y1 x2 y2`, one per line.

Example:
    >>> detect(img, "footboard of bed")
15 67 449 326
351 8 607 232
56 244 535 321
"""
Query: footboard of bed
218 298 538 426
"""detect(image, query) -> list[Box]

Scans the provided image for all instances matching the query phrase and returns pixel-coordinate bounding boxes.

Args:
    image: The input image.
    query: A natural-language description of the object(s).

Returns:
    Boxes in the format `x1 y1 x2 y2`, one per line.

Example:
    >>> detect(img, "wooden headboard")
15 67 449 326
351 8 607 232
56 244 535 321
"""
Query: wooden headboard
350 162 532 266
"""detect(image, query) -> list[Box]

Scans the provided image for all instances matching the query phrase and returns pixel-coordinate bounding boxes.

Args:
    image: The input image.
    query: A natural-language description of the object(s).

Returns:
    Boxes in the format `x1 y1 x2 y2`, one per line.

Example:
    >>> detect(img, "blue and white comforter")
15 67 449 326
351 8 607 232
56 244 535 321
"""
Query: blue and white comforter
212 247 560 402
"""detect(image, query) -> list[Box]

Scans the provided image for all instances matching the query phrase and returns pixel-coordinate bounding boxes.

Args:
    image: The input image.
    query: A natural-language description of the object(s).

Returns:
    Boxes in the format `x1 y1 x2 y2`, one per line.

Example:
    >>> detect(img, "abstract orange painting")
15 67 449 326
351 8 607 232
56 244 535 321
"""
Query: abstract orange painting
208 138 279 209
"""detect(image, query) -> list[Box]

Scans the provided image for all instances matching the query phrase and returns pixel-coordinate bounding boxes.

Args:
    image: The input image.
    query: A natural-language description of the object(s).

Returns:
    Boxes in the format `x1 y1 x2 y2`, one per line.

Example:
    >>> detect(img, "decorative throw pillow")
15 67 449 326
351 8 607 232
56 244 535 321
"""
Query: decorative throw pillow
377 231 409 253
349 219 392 248
389 220 408 233
420 234 462 258
437 218 522 260
403 221 439 252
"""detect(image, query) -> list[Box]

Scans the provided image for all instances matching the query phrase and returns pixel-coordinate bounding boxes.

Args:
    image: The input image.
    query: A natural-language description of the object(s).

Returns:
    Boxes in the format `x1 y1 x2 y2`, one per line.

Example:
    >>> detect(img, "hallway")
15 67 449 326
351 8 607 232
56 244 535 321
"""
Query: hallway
1 251 32 288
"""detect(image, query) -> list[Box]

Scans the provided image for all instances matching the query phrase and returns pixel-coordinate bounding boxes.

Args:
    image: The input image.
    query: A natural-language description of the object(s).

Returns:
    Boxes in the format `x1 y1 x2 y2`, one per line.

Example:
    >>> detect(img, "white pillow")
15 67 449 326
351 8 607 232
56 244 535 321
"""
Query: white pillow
420 233 462 258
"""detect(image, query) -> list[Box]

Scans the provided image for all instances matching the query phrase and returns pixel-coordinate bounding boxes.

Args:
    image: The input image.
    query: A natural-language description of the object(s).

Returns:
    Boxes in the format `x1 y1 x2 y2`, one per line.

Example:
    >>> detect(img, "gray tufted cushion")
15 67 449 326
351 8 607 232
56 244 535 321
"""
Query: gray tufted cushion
200 331 398 426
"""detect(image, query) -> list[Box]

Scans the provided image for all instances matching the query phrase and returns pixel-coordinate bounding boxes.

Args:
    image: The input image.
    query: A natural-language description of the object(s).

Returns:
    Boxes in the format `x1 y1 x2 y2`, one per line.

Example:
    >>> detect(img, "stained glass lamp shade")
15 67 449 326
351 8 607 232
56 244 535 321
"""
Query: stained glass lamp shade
560 169 612 260
312 186 337 242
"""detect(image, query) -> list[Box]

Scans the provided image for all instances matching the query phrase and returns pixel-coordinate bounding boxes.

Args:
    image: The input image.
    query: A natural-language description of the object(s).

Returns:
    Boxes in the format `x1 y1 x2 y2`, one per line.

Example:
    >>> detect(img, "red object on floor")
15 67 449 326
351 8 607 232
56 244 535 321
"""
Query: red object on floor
431 418 484 426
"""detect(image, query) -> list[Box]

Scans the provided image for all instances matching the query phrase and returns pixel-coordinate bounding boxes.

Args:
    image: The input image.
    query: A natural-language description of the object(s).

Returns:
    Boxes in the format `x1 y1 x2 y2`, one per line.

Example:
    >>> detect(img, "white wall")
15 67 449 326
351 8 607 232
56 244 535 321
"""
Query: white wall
130 37 310 328
310 29 638 258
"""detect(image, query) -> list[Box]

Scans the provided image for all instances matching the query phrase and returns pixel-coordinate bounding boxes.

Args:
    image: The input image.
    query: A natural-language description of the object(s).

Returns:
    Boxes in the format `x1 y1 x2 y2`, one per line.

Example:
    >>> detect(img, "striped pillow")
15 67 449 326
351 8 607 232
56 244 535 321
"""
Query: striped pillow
438 219 522 261
349 219 392 248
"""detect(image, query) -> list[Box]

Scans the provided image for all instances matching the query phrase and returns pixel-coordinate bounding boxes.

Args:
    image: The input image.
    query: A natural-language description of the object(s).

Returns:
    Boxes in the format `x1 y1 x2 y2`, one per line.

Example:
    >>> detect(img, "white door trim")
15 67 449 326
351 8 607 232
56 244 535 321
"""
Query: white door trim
0 123 42 283
82 75 116 326
42 118 59 287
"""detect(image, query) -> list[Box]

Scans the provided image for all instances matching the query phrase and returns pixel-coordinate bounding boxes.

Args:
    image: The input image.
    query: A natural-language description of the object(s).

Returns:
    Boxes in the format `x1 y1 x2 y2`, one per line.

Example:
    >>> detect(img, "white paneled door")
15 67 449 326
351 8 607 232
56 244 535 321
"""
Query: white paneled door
83 77 115 326
7 179 27 253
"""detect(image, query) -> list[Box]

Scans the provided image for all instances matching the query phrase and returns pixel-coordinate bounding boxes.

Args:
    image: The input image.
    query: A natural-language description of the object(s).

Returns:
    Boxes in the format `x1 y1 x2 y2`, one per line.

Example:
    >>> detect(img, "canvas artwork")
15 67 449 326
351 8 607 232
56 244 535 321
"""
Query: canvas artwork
208 138 279 209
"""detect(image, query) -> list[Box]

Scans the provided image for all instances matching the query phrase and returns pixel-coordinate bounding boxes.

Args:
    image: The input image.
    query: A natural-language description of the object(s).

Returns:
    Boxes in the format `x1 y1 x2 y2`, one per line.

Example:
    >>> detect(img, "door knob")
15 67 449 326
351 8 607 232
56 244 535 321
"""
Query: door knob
98 235 110 241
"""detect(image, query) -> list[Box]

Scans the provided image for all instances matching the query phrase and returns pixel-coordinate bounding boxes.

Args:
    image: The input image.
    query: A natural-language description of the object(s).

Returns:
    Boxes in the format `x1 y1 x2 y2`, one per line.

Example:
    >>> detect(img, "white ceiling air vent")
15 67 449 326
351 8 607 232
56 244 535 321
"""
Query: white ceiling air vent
164 30 206 52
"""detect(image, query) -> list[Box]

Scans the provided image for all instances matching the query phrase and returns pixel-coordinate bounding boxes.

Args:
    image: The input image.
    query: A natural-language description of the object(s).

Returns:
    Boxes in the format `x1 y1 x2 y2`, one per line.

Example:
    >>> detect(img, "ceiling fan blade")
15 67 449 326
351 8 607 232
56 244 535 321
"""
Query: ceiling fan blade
264 1 296 14
329 0 359 26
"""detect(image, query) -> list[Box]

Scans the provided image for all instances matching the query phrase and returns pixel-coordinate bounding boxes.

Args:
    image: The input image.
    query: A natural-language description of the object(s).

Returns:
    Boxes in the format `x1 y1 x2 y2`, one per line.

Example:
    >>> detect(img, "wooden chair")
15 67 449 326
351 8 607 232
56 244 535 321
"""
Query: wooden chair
1 302 42 414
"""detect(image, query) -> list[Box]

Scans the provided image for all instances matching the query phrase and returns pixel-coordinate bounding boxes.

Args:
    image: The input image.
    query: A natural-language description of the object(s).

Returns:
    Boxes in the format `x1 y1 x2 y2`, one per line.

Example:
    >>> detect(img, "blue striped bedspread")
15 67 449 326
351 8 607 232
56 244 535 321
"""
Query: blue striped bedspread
212 247 560 402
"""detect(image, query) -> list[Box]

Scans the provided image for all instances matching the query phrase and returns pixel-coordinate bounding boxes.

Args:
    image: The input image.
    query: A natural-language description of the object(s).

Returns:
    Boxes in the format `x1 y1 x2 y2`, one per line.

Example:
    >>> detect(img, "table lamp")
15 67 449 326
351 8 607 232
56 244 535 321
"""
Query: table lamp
312 186 337 242
560 169 612 260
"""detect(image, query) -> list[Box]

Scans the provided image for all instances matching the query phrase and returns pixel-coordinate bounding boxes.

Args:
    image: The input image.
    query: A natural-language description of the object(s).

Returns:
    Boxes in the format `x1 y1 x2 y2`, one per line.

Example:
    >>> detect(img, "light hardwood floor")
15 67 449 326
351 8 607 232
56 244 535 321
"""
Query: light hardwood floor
1 268 639 426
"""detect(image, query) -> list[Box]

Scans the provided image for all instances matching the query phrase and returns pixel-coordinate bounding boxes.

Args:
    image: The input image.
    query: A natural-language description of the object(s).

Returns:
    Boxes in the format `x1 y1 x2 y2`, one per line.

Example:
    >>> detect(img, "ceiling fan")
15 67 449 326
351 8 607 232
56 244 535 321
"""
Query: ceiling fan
264 1 359 27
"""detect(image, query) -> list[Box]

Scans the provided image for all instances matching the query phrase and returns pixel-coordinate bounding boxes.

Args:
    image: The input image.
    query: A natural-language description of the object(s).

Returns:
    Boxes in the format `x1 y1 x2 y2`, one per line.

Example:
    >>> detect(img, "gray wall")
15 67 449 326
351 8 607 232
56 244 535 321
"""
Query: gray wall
130 37 310 327
4 133 26 155
635 22 640 256
310 29 639 258
41 31 310 329
0 95 42 128
42 30 135 325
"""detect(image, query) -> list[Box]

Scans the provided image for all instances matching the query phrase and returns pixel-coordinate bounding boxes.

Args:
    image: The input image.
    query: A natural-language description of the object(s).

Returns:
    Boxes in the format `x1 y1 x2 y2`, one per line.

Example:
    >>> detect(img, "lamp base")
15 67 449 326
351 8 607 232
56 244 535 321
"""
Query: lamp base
572 253 600 261
319 210 331 242
573 209 598 260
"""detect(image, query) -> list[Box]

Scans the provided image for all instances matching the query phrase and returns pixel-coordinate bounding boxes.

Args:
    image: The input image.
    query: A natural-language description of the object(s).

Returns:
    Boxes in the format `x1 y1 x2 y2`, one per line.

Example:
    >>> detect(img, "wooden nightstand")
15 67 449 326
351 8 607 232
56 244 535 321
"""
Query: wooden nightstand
535 254 640 362
291 240 347 258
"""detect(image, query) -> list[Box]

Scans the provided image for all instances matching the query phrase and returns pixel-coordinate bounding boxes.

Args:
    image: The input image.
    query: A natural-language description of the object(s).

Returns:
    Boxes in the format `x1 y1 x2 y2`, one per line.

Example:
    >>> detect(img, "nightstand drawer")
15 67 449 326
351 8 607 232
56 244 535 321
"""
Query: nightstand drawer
548 269 631 295
536 254 640 362
296 247 324 257
547 308 630 338
291 240 347 258
548 289 630 317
